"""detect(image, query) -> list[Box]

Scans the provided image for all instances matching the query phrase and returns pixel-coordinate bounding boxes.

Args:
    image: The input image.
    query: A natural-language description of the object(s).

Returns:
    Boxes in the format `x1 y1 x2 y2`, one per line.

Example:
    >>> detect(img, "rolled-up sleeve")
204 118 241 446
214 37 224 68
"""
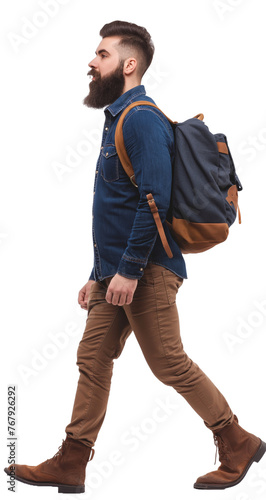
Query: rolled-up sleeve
116 109 174 279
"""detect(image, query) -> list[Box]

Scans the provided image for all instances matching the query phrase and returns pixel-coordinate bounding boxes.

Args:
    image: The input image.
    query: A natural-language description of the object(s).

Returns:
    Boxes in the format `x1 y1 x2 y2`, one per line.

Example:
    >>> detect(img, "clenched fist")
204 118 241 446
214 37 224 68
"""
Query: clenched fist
105 273 138 306
78 280 95 310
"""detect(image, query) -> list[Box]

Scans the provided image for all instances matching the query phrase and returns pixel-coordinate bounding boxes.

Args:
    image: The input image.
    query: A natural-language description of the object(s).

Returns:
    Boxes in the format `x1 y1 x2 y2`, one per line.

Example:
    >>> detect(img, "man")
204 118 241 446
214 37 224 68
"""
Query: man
4 20 265 494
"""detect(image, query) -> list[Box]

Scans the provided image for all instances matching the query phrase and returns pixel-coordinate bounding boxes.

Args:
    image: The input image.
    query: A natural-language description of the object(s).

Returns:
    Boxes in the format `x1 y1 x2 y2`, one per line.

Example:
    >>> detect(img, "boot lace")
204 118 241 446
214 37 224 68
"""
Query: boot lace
213 434 229 465
44 438 95 464
45 438 67 464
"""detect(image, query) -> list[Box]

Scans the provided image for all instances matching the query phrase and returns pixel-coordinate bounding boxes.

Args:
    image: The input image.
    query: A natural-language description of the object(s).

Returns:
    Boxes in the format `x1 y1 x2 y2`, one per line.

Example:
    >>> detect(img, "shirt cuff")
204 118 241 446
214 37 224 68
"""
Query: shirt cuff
117 256 145 279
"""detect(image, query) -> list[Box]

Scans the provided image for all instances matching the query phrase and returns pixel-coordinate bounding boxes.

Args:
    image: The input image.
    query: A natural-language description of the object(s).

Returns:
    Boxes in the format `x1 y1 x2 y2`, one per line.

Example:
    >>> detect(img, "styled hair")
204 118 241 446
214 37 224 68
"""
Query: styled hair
99 20 155 77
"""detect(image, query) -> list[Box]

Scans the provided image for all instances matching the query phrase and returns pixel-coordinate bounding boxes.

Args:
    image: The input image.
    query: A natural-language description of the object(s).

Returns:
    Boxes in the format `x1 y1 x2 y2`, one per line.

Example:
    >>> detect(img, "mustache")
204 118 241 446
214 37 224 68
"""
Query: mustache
87 69 99 78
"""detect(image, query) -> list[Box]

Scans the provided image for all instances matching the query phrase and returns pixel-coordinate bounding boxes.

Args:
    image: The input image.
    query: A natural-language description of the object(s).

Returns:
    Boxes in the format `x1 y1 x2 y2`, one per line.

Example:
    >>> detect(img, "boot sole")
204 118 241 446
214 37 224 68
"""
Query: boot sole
194 439 266 490
4 467 85 494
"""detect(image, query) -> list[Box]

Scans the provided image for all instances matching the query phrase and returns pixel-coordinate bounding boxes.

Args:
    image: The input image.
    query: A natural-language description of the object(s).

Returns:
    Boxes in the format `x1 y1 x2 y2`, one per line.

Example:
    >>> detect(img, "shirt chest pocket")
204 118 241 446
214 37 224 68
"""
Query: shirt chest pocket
100 145 120 182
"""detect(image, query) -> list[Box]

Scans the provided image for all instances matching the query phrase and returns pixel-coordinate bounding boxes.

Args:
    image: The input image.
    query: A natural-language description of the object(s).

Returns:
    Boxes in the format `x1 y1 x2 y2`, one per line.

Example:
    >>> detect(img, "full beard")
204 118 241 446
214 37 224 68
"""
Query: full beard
83 61 125 109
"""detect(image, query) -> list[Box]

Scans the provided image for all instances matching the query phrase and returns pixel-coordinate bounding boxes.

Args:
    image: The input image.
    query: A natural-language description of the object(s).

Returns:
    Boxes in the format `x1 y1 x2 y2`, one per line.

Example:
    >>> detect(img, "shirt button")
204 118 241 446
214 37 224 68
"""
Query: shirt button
95 170 98 174
105 127 109 131
94 243 97 247
140 267 143 271
106 152 109 157
101 146 103 150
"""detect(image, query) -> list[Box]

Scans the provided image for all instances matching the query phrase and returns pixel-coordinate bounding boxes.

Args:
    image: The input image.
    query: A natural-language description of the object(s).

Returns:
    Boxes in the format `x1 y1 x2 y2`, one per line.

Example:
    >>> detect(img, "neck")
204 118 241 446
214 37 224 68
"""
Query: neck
122 78 142 94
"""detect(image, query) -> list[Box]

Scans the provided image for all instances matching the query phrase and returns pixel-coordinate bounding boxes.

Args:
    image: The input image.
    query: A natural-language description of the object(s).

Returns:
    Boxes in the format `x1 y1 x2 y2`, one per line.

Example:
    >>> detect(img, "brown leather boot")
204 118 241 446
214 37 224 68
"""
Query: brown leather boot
4 436 95 493
194 415 266 490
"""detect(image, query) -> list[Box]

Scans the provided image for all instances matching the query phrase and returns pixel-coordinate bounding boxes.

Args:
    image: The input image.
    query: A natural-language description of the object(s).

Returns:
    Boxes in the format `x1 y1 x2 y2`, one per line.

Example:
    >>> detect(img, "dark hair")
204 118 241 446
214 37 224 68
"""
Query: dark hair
99 20 155 77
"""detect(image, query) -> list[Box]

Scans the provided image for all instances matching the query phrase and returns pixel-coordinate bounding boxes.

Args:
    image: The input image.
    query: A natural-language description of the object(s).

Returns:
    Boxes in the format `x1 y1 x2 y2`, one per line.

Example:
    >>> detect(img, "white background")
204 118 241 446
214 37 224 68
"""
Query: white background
1 1 266 499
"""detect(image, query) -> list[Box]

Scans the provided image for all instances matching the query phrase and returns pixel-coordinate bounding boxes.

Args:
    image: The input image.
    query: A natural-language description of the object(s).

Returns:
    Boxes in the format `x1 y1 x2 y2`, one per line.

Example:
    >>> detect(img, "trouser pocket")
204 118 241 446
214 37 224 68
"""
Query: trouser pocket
152 266 183 305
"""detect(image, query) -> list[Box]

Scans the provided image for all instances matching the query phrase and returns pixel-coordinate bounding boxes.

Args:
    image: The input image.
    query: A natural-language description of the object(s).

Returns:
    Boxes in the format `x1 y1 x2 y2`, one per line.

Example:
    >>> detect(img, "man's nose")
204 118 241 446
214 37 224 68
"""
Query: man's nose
88 57 98 69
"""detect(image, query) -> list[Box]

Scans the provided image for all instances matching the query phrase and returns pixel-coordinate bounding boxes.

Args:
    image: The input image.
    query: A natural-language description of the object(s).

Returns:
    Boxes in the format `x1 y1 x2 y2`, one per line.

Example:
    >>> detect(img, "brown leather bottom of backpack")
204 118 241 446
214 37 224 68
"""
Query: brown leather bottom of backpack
167 218 229 254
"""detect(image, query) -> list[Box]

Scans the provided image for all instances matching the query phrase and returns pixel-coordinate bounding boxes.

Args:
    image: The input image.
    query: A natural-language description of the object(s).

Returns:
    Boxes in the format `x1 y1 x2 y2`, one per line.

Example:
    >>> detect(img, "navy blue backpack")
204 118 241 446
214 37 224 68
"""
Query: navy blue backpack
115 101 243 257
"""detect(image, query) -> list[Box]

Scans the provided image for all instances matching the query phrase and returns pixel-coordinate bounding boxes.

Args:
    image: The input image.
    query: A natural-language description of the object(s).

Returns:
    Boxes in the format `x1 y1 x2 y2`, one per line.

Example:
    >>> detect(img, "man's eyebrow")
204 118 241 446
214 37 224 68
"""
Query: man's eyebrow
95 49 111 56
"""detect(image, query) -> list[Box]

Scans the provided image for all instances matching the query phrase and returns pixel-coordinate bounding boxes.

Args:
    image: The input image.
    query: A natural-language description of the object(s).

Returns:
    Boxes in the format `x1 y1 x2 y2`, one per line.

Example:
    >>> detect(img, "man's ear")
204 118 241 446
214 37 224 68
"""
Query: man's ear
123 57 138 76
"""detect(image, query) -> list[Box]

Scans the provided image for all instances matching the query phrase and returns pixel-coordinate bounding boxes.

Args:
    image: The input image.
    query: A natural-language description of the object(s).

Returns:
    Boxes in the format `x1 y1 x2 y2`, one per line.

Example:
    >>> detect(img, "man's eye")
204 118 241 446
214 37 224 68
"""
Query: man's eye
101 54 107 58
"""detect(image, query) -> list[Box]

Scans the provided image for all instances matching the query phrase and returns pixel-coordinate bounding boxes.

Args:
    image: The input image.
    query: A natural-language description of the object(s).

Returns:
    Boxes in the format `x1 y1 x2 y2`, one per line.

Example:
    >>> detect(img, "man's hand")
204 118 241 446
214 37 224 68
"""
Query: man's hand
106 273 138 306
78 280 95 310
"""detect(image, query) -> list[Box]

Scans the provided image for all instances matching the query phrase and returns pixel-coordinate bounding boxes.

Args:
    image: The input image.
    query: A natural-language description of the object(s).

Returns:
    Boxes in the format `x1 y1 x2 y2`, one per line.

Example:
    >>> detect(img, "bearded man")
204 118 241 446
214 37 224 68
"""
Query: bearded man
5 20 265 494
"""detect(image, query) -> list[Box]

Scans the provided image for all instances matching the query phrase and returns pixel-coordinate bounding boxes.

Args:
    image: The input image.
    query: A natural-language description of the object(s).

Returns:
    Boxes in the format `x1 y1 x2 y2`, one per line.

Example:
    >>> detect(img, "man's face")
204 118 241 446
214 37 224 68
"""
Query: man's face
83 36 126 109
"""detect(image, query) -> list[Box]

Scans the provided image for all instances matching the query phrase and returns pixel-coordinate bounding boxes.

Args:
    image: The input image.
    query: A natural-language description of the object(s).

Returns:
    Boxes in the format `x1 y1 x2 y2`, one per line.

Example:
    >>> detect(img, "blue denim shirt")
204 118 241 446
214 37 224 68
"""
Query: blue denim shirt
89 85 187 282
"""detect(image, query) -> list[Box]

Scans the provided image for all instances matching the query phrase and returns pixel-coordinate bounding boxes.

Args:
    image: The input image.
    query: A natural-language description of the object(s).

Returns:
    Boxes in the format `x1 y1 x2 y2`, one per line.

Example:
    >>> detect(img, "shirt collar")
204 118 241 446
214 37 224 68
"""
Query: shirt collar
105 85 146 118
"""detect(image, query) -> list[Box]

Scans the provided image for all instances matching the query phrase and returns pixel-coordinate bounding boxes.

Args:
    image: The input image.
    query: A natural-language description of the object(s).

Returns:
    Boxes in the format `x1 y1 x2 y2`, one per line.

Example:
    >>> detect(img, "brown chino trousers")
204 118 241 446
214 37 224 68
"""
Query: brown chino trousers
65 263 234 448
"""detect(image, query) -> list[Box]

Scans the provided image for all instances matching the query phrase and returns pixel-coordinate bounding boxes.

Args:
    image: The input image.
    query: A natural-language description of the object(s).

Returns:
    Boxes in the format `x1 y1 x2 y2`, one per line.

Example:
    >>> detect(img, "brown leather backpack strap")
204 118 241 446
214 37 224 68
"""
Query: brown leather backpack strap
115 101 175 187
146 194 173 258
114 101 175 259
115 103 136 185
193 113 204 121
